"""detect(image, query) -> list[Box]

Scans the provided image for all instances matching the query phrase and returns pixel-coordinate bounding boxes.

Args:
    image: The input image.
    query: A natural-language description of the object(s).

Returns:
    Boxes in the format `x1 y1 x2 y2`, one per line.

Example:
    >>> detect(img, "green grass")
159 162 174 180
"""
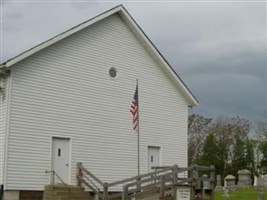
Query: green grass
214 188 267 200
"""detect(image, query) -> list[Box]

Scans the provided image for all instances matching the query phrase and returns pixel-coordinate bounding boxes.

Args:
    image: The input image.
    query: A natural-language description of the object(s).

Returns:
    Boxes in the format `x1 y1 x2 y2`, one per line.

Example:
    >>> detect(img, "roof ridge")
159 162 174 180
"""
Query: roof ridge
0 4 124 67
0 4 198 106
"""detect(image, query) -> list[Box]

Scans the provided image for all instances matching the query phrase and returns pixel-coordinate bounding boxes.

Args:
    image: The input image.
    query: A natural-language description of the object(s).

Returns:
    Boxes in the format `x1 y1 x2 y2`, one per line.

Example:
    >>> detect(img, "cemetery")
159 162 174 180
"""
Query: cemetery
214 169 267 200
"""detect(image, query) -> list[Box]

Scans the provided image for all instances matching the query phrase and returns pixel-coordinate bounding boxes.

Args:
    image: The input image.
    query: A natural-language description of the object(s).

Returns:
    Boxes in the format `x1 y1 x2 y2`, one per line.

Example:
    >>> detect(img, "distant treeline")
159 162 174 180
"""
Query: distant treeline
188 113 267 179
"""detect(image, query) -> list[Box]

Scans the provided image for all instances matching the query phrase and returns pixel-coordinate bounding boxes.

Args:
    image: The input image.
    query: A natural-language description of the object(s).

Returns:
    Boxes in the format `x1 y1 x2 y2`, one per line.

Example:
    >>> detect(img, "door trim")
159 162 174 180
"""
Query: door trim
50 136 72 184
147 146 161 172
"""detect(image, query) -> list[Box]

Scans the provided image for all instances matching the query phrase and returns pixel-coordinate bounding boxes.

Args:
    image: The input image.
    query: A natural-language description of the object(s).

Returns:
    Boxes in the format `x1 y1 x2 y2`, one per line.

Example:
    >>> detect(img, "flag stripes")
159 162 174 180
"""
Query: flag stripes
130 85 138 132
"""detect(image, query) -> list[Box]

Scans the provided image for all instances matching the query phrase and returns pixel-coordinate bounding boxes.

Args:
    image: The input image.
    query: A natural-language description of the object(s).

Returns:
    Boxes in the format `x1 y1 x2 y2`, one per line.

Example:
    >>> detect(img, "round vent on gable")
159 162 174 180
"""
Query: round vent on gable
109 67 117 78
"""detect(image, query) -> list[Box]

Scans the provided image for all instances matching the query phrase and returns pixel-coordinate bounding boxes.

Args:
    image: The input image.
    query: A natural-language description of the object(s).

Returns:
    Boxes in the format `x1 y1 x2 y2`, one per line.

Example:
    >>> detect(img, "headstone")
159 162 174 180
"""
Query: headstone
223 187 229 197
225 175 236 192
257 176 264 188
237 169 251 187
202 174 209 199
202 174 210 189
257 177 264 200
254 176 258 186
215 175 223 191
258 191 264 200
263 175 267 187
217 175 222 186
225 175 236 187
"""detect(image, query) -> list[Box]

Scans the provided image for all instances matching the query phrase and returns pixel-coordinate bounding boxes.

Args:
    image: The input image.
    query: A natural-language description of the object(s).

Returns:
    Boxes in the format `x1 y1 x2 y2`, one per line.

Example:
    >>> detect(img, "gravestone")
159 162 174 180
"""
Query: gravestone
257 176 264 200
225 175 236 187
202 174 210 189
202 174 210 199
237 169 251 187
223 187 229 197
215 175 223 191
254 176 258 186
264 175 267 187
225 175 236 192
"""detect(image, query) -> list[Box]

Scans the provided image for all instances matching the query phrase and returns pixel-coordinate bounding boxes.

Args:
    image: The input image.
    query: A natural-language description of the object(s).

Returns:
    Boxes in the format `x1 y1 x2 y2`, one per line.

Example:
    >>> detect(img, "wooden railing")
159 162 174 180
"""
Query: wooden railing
45 170 68 187
121 166 179 200
188 165 215 200
77 163 105 199
77 163 215 200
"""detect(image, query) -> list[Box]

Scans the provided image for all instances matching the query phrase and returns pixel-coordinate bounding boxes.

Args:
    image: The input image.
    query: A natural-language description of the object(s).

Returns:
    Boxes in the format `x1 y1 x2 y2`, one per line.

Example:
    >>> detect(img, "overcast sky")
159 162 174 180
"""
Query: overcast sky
1 0 266 123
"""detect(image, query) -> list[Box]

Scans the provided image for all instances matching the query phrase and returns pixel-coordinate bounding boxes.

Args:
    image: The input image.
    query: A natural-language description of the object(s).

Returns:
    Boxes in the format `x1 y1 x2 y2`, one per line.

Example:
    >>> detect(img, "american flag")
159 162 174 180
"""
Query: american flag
130 85 138 132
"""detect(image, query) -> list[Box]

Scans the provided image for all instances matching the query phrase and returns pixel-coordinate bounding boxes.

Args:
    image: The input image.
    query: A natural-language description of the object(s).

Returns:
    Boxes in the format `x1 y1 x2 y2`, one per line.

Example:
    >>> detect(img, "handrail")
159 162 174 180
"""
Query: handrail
77 163 104 187
45 170 68 187
126 172 173 188
77 163 105 199
77 163 215 200
108 166 175 187
107 175 139 187
84 174 101 191
121 165 215 200
80 164 177 200
81 179 104 199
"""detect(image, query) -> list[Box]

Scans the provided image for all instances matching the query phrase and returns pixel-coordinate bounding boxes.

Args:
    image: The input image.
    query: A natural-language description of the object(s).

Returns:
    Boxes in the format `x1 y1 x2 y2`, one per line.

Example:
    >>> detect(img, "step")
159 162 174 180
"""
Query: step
44 194 93 200
45 185 85 192
61 197 93 200
43 185 92 200
55 191 91 197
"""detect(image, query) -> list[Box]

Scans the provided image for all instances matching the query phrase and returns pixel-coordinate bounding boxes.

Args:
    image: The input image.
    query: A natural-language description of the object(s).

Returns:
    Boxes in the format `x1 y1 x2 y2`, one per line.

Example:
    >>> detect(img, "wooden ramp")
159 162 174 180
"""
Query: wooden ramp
75 163 215 200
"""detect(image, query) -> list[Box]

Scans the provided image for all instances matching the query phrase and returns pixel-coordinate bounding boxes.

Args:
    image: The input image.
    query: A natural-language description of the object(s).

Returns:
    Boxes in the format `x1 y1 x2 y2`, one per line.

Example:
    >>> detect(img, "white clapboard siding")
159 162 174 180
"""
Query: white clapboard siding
6 13 189 190
0 80 4 184
0 78 8 184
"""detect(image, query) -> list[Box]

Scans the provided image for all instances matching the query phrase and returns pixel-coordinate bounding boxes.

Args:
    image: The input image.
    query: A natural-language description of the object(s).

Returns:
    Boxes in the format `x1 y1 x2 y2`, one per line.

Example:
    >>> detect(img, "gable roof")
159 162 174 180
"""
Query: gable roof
0 5 198 106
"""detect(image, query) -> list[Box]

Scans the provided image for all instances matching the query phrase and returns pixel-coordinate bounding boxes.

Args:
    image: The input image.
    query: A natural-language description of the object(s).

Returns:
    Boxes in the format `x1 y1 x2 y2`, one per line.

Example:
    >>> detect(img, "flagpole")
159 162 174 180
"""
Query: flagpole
137 79 140 176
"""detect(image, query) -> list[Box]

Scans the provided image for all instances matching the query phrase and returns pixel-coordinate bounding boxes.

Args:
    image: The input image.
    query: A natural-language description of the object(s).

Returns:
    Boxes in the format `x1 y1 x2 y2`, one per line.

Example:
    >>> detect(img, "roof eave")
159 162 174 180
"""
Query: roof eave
0 5 198 107
0 5 124 68
118 8 198 106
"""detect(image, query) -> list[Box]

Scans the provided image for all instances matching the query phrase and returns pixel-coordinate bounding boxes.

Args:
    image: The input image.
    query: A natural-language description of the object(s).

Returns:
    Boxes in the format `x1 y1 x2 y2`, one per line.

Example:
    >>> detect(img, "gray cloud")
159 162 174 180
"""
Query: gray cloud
1 1 266 122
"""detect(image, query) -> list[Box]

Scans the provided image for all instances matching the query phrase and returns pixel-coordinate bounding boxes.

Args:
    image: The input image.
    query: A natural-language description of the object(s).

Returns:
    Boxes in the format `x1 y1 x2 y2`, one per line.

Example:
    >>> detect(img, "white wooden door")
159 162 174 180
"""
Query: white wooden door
147 146 160 172
52 138 70 184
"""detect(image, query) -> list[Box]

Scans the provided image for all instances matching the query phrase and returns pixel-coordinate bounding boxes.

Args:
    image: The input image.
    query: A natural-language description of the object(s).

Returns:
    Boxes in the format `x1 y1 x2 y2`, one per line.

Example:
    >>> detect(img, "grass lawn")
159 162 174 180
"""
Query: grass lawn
214 188 266 200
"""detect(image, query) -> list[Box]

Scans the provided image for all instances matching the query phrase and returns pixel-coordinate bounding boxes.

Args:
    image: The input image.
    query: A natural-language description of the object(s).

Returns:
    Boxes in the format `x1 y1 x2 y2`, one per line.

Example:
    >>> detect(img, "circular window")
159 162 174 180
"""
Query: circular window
109 67 117 78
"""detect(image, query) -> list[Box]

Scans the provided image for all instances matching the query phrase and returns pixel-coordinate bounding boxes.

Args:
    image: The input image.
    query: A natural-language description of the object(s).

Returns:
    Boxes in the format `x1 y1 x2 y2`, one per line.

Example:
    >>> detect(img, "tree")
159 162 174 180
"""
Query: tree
254 111 267 174
188 114 254 179
199 132 224 176
229 136 255 178
259 135 267 174
197 116 251 178
188 114 212 165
